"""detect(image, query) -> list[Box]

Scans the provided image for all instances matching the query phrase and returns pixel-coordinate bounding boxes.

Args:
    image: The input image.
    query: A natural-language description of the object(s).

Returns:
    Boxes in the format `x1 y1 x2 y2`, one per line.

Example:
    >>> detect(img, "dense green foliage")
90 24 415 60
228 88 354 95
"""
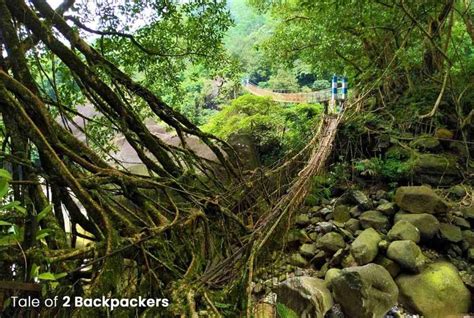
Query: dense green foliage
203 94 323 163
247 0 473 149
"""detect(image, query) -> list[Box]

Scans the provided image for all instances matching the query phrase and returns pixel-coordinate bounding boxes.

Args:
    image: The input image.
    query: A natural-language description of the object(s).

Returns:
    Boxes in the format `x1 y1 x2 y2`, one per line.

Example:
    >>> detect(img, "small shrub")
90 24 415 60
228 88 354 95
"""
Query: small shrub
353 156 412 182
312 79 330 90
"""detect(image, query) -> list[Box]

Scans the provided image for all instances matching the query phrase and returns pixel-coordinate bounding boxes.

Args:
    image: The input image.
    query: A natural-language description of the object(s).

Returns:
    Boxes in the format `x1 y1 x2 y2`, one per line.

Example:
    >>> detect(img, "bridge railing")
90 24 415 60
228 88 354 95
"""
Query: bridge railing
243 82 334 103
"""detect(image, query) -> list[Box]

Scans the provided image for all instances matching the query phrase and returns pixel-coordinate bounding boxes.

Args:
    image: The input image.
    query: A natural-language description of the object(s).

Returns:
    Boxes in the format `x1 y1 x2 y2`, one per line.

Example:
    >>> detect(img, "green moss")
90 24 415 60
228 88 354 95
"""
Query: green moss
410 135 440 150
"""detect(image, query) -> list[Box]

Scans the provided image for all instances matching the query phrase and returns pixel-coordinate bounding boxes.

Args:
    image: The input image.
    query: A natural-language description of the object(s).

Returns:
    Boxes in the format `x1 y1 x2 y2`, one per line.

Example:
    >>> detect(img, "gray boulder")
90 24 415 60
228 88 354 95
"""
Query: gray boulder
394 213 440 239
350 228 381 265
394 186 449 214
331 264 398 318
387 240 427 272
396 262 471 318
275 277 333 318
387 220 420 243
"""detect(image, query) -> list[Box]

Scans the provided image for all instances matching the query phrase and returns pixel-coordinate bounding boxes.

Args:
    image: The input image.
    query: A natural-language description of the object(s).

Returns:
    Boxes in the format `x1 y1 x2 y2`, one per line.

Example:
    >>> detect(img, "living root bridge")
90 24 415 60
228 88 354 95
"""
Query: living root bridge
193 114 343 315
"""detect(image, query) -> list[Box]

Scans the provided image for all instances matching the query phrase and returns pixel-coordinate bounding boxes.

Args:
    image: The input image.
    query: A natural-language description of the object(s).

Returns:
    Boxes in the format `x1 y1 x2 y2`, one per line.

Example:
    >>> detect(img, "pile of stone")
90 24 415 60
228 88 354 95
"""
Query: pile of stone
253 185 473 318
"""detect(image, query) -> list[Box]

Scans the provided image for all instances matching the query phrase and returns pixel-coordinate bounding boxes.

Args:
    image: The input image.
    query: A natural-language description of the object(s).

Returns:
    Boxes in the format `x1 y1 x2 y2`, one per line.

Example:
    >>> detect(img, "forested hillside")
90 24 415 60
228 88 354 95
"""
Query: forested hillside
0 0 472 317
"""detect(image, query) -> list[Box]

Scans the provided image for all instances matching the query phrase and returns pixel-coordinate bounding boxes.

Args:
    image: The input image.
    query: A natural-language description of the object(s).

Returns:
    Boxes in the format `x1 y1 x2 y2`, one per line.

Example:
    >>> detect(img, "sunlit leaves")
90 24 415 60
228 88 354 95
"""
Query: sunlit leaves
0 169 11 200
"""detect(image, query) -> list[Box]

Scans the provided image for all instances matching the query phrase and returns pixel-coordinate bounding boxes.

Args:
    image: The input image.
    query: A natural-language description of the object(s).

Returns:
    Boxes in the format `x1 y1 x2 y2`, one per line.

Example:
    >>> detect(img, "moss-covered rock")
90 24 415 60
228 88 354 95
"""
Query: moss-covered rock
448 184 467 198
461 205 474 219
288 253 308 267
462 230 474 247
468 248 474 261
411 154 461 185
359 210 389 231
434 128 454 139
374 255 401 277
396 262 471 318
394 213 440 240
299 243 318 257
376 202 396 215
453 216 470 228
287 229 311 244
350 228 381 265
333 204 351 222
344 218 360 233
318 232 345 253
394 186 449 214
439 223 462 243
386 240 427 272
351 190 372 209
275 277 333 318
410 135 440 151
324 268 342 288
331 264 398 318
387 220 420 243
295 214 311 226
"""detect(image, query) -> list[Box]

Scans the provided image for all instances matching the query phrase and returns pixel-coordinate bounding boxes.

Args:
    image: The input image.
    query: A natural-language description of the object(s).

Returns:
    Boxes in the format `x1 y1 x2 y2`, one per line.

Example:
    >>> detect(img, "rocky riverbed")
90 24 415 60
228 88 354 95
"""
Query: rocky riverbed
252 185 473 318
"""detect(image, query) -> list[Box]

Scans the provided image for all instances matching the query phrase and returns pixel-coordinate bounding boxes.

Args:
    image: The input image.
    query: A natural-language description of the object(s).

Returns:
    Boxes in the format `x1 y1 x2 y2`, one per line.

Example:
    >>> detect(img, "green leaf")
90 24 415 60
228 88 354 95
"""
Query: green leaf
213 302 233 309
0 169 12 180
1 201 27 215
0 220 12 226
49 282 59 289
36 205 52 223
35 232 50 241
54 272 68 279
37 272 57 281
0 169 11 199
35 228 53 241
0 180 9 200
30 263 39 278
0 234 18 246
